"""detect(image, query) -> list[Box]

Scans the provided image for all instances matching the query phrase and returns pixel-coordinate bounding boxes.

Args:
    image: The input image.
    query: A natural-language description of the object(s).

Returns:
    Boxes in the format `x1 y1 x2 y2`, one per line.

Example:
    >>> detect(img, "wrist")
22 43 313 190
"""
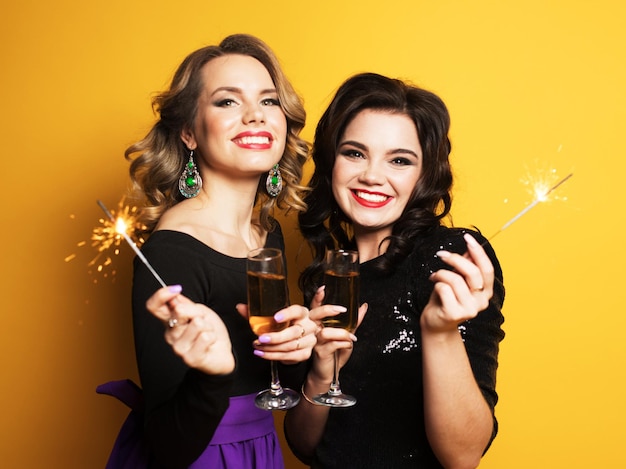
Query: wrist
301 383 318 405
421 327 465 349
306 371 332 391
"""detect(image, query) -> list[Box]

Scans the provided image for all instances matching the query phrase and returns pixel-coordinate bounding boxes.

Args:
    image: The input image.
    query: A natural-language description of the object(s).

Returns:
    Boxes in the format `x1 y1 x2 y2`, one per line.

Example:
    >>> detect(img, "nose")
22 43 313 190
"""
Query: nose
358 160 385 185
243 102 265 124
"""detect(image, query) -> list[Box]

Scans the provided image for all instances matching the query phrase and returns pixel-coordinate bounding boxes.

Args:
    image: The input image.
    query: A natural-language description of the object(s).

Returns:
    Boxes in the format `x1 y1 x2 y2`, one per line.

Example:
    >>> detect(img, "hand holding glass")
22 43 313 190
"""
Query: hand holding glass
313 249 359 407
247 248 300 410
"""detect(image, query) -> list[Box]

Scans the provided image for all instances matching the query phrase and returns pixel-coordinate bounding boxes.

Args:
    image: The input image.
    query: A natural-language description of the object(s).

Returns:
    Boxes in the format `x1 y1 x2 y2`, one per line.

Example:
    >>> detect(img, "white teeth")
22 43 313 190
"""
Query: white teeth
356 190 388 202
237 136 270 145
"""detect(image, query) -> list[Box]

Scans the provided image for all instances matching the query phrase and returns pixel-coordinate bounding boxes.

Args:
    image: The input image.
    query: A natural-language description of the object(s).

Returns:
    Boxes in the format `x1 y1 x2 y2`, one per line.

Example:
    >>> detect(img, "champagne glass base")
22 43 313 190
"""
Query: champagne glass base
254 388 301 411
313 392 357 408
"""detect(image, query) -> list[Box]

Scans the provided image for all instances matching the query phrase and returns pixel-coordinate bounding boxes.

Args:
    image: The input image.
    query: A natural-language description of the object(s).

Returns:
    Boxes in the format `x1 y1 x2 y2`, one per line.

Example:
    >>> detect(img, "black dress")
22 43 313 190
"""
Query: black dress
132 227 302 468
311 227 506 468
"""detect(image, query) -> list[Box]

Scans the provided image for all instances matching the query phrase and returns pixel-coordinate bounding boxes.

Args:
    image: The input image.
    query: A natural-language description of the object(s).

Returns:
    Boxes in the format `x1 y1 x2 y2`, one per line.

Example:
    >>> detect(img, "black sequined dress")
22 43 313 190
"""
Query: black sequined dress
311 227 505 469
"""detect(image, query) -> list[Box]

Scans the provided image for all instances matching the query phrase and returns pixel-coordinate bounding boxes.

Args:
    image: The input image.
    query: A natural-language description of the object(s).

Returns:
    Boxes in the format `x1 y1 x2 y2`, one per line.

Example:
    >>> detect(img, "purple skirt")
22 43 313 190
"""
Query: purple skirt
188 393 285 469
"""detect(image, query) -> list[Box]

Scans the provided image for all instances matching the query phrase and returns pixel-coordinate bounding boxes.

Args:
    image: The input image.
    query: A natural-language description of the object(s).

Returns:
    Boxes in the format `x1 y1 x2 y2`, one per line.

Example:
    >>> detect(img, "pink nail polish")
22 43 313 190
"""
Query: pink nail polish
464 233 479 247
254 349 265 357
168 284 182 293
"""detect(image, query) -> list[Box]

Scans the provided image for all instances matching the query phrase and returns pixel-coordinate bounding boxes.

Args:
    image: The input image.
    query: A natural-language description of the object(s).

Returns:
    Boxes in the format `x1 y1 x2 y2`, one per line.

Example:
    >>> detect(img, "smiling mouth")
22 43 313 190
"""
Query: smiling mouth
233 135 272 145
353 190 389 203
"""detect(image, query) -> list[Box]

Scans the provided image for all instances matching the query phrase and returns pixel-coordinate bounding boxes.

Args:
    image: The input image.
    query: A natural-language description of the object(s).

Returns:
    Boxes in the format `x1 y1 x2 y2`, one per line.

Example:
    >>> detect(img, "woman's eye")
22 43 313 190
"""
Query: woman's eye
215 99 237 107
391 156 413 166
340 149 365 159
261 98 280 106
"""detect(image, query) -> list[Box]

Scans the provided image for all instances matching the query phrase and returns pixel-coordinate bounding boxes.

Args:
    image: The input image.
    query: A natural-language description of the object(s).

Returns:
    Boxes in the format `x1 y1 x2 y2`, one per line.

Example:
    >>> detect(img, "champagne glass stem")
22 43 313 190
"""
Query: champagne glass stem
312 345 355 407
328 350 342 396
269 360 285 396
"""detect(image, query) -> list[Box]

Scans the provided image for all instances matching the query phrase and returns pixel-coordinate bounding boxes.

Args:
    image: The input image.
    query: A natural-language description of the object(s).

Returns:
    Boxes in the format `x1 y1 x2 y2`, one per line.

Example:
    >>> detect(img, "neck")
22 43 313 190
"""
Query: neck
159 173 267 256
354 230 391 263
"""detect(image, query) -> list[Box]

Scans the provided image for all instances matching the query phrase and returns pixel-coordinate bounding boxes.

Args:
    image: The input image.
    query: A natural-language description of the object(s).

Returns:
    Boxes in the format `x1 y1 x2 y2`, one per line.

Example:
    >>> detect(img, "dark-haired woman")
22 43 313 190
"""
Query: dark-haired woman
285 73 505 469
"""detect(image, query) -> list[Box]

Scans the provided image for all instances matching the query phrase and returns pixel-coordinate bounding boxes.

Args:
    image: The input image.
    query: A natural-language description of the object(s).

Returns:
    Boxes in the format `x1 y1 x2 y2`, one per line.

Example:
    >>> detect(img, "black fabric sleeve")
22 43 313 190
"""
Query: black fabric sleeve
415 228 505 450
457 230 506 449
131 236 234 468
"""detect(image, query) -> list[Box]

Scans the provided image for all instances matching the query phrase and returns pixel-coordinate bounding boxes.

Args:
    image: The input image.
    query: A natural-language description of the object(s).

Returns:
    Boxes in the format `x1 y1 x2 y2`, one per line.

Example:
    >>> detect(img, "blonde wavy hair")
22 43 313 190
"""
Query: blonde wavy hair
126 34 309 233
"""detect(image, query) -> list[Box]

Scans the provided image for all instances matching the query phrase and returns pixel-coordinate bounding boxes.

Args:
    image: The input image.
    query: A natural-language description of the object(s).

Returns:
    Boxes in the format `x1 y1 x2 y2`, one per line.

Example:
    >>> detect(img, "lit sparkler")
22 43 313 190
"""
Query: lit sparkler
66 197 147 281
488 172 573 241
97 200 166 287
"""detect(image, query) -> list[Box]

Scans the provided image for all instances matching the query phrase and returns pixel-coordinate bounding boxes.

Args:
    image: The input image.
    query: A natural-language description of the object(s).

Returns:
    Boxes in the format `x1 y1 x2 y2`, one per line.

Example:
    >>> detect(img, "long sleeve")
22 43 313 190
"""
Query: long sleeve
460 230 506 447
131 233 234 468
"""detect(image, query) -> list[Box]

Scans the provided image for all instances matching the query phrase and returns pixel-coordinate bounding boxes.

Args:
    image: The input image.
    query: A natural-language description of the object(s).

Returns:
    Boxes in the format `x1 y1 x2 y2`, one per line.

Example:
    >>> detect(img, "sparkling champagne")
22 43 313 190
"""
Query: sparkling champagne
322 270 359 332
247 271 289 335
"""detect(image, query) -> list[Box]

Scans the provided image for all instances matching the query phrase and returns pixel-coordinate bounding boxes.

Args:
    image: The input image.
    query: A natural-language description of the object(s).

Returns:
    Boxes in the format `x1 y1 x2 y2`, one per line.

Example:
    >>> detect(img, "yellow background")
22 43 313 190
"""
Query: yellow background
1 1 624 467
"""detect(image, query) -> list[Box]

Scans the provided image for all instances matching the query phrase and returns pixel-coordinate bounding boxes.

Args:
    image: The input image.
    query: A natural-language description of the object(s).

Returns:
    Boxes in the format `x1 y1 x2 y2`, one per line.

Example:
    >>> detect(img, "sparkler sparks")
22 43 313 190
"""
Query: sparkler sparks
65 198 148 282
489 171 573 241
97 200 166 287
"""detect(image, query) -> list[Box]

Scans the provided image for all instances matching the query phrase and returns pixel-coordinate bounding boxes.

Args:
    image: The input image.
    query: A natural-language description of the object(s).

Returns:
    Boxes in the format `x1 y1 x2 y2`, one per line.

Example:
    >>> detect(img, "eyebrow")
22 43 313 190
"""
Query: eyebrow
339 140 420 158
210 86 278 97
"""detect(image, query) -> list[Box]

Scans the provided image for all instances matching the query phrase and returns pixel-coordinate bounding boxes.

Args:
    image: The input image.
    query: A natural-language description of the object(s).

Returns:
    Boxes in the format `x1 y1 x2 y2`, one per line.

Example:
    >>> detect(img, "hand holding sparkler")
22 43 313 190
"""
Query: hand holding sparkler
145 285 236 375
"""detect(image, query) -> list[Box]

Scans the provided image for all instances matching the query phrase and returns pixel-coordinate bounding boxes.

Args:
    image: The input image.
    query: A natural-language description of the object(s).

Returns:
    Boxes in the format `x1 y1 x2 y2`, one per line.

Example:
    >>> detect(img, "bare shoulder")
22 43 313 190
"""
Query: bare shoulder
155 201 201 237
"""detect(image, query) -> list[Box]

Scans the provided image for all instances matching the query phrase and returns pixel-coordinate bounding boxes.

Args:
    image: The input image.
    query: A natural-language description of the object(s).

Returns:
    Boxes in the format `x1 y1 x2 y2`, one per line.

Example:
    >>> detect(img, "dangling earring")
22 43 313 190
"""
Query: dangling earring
178 150 202 198
266 164 283 197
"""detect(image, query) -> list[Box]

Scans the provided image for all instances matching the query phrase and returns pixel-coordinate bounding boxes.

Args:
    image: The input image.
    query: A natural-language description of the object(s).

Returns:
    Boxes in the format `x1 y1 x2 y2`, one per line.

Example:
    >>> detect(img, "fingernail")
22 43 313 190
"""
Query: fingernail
332 306 347 312
274 312 285 322
436 250 451 259
258 335 271 344
317 285 326 293
464 233 479 247
350 334 358 342
254 349 265 357
168 284 182 293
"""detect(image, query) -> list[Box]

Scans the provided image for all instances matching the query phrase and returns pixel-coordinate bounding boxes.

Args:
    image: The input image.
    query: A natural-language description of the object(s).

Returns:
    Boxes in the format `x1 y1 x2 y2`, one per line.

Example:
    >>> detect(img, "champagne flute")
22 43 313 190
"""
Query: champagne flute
313 249 359 407
246 247 300 410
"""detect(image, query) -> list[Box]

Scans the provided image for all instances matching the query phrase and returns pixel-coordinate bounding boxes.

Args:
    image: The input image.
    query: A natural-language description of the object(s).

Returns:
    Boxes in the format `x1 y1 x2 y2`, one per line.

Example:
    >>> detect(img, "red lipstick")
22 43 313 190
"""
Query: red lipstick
232 131 273 149
350 189 392 208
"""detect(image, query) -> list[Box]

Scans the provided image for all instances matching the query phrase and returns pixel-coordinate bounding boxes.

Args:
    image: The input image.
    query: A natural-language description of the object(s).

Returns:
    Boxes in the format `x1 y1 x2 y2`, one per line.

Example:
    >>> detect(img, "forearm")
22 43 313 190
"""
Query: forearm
133 266 234 466
144 369 234 468
284 373 331 461
421 330 493 469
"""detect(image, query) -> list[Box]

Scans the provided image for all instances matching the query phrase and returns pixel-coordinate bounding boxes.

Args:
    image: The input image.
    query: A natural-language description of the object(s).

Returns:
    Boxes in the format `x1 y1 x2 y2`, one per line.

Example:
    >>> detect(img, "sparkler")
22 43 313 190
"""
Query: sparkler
66 198 145 281
97 200 167 287
488 172 573 241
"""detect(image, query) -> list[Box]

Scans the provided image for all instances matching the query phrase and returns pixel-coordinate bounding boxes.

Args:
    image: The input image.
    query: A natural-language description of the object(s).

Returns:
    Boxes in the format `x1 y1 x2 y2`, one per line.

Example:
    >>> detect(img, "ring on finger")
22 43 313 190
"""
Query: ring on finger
472 285 485 292
295 338 301 350
168 318 178 329
296 323 306 338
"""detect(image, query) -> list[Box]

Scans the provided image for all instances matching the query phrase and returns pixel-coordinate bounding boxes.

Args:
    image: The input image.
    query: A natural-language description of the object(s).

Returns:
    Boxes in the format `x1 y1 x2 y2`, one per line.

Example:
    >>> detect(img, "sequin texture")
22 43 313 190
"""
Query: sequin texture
383 291 420 353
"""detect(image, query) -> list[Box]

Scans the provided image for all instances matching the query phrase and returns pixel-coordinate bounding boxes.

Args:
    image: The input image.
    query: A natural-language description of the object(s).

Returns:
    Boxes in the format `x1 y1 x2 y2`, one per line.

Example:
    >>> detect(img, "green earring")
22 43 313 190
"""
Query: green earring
178 150 202 198
266 164 282 197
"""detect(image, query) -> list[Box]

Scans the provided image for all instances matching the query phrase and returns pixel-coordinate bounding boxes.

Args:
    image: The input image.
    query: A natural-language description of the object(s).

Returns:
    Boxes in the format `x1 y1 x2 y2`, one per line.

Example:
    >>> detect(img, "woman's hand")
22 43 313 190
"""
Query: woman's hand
146 285 235 375
422 233 494 334
236 303 318 364
306 286 367 384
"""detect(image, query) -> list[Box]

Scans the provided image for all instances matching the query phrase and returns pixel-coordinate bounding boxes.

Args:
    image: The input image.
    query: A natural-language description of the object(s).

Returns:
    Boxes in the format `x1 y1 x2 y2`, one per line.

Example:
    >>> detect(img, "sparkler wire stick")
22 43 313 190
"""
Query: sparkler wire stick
97 200 167 287
488 173 573 241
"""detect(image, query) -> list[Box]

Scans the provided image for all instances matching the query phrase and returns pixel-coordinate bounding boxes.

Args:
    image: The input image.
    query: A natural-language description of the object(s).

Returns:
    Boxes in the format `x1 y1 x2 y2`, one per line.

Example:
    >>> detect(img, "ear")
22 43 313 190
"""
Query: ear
180 127 197 150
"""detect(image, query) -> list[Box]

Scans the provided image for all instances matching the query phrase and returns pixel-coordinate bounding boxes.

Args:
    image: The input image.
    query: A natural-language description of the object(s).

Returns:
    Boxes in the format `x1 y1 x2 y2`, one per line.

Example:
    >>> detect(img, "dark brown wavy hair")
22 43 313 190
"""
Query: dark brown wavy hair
299 73 453 302
126 34 309 233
